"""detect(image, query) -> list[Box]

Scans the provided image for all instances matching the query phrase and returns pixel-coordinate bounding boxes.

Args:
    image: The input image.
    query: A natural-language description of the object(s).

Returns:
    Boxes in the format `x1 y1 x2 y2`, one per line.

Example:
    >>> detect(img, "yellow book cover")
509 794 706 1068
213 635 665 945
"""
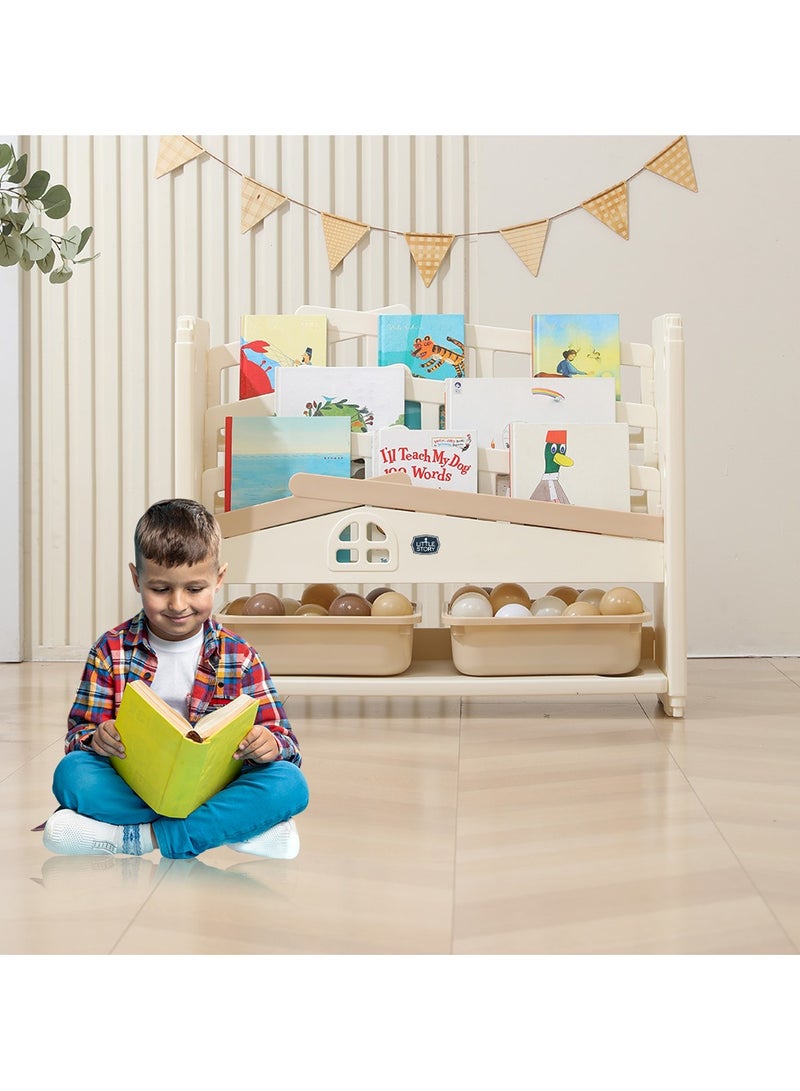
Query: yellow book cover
109 680 258 819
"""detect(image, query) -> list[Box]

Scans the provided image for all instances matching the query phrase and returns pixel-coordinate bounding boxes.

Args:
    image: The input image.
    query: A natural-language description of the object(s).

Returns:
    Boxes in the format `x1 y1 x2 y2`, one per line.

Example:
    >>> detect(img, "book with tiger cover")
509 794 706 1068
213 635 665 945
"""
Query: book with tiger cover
109 680 258 818
377 313 465 429
239 314 328 400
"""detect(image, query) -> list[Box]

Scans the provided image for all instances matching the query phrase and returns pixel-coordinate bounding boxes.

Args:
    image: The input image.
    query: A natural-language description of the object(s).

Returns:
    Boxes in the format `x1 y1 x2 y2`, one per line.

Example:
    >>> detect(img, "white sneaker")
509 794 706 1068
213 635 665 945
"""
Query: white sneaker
42 809 152 856
230 819 300 859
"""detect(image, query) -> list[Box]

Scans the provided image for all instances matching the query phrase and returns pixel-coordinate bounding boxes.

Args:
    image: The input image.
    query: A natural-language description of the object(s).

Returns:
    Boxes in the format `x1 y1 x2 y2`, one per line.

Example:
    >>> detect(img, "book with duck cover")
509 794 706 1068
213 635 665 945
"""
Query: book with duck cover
508 421 631 510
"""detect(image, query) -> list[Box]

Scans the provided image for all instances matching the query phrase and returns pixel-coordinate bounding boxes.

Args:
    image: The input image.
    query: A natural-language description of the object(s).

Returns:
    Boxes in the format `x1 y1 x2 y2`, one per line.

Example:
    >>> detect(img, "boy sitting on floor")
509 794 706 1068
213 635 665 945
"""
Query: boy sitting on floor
43 498 308 860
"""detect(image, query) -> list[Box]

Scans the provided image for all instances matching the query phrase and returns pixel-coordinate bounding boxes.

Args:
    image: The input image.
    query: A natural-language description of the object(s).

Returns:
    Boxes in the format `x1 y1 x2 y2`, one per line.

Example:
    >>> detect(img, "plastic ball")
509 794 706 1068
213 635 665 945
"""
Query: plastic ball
489 582 531 613
300 583 342 609
562 601 601 616
295 603 328 616
365 586 394 604
225 596 250 615
280 597 301 616
599 587 645 615
370 591 415 616
494 602 532 618
449 592 494 618
547 585 579 605
243 592 286 616
575 588 605 606
450 584 491 610
328 592 372 617
530 595 566 617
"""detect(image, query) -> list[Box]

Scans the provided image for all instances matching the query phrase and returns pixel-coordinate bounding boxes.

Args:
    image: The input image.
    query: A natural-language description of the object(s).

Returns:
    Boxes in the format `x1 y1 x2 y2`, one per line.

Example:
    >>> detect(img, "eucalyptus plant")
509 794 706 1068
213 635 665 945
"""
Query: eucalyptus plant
0 142 97 283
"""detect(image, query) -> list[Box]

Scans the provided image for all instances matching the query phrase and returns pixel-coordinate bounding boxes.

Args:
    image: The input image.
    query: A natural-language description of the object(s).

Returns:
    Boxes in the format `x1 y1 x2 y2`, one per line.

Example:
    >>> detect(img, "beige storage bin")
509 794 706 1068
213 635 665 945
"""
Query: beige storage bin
442 612 650 677
216 611 422 676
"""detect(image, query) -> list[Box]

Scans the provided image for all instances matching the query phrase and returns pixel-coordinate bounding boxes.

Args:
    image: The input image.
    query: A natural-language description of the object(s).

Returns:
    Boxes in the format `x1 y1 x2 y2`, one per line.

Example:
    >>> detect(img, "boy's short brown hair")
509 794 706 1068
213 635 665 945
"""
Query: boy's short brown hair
133 499 222 570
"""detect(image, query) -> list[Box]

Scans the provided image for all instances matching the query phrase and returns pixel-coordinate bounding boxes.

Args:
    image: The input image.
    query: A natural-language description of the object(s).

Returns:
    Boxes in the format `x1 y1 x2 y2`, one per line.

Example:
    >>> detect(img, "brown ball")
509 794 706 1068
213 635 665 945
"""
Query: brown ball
225 596 250 615
547 585 579 605
328 593 372 617
300 583 342 609
243 593 286 616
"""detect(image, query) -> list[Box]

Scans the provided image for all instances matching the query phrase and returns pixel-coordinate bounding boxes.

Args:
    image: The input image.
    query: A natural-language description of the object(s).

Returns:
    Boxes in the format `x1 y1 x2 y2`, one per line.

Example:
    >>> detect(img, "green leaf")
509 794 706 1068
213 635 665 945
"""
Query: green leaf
49 264 73 284
7 154 28 185
3 210 29 229
37 250 56 273
0 144 13 169
19 253 34 271
24 170 50 201
77 225 93 254
75 252 100 264
60 224 82 260
0 231 23 266
41 184 71 219
22 225 53 261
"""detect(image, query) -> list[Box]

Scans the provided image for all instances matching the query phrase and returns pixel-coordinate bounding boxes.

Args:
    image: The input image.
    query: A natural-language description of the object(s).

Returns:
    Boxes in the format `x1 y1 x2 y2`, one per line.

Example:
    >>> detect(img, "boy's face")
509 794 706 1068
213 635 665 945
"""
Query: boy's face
129 556 227 642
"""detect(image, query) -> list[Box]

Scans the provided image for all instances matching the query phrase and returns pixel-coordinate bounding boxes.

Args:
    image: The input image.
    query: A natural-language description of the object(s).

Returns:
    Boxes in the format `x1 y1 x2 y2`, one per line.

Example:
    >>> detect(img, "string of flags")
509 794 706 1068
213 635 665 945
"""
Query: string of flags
155 135 698 287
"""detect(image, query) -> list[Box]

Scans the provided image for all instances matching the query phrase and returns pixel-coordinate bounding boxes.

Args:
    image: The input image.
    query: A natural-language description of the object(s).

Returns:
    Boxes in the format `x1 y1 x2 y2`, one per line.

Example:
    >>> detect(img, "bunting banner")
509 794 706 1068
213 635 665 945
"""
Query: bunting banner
321 212 370 270
154 135 203 179
582 181 629 240
156 136 697 283
405 232 455 287
500 219 550 278
645 135 698 192
241 176 287 233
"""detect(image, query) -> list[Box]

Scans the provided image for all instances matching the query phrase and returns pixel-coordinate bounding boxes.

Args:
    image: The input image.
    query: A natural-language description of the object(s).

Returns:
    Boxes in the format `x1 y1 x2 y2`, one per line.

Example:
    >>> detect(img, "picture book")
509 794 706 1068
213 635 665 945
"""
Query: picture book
275 364 406 432
444 375 616 453
531 314 621 399
109 680 258 819
509 421 631 510
377 313 465 429
239 314 328 400
224 414 352 511
370 426 478 491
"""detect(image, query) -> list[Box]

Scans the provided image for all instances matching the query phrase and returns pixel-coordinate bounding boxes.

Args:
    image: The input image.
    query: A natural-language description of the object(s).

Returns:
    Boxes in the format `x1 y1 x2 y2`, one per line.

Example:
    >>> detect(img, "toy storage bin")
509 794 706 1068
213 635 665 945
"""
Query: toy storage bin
441 612 651 677
215 611 422 676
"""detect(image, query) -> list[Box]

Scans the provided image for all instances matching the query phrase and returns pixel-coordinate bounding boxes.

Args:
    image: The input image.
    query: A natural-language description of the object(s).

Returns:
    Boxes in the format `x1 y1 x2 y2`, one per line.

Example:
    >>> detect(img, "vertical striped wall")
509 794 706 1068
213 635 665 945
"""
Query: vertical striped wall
21 135 475 660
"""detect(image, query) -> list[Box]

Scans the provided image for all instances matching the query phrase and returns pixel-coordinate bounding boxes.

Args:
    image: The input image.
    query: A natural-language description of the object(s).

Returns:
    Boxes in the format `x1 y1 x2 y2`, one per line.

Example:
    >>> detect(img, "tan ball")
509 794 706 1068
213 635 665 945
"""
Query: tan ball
300 583 342 609
546 585 579 605
599 587 645 615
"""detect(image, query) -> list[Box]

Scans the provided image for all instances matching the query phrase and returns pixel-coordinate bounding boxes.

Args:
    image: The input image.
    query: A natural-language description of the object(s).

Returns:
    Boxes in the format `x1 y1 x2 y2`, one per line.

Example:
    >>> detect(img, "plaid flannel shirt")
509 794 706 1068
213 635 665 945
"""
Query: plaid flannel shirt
66 610 300 765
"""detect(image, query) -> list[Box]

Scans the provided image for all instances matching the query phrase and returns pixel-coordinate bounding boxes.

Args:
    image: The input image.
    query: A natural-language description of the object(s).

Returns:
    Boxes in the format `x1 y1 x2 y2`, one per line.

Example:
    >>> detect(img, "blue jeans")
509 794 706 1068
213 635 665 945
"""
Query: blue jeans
52 750 309 859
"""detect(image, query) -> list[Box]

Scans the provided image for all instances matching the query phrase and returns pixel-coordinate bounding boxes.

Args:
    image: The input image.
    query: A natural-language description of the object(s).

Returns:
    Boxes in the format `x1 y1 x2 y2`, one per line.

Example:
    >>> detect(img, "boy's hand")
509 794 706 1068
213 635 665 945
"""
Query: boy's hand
234 725 280 764
91 720 126 758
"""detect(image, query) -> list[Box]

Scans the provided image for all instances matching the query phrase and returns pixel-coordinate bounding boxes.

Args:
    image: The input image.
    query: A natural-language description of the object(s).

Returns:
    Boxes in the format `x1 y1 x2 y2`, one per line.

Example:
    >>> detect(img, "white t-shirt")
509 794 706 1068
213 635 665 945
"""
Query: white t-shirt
147 628 205 716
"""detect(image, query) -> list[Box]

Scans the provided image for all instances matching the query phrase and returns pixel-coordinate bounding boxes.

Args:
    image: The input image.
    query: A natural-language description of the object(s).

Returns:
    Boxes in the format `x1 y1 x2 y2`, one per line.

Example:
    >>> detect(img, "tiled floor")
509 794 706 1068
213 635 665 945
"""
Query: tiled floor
2 658 799 955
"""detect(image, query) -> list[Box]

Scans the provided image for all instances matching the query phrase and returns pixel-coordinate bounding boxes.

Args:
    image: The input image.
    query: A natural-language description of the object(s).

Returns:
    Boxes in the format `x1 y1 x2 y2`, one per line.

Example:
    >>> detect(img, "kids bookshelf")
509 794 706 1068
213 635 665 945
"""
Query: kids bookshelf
174 306 687 716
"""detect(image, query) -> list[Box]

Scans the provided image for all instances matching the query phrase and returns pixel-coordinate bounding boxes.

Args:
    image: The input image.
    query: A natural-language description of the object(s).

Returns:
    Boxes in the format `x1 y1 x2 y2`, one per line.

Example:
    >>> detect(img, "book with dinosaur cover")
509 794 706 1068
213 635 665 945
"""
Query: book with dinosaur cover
370 426 478 491
239 314 328 400
531 313 621 399
378 313 464 429
274 364 406 433
109 680 258 819
224 414 352 511
508 421 631 510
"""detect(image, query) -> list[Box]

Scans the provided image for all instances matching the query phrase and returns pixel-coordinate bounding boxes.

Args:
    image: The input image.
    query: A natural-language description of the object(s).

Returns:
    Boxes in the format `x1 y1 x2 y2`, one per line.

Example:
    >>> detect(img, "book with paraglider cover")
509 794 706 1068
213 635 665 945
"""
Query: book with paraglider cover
531 313 621 399
239 314 328 399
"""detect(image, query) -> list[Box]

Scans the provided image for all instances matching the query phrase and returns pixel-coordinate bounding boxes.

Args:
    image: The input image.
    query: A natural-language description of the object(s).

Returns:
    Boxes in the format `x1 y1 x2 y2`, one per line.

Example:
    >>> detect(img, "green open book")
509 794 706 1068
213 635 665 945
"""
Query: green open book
109 679 258 819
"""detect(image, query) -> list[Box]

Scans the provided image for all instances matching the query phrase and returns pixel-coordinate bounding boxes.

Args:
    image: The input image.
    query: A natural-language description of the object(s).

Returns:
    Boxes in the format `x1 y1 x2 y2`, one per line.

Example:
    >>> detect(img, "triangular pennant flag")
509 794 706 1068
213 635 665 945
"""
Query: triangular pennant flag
500 219 550 277
582 181 629 239
405 232 455 287
241 176 287 233
645 135 698 192
321 212 370 269
154 135 203 179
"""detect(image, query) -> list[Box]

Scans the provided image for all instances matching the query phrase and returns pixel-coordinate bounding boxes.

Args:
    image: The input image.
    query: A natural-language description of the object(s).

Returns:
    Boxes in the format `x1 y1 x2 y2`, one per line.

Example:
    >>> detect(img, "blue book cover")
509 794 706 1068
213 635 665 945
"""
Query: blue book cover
378 313 465 429
224 414 351 511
